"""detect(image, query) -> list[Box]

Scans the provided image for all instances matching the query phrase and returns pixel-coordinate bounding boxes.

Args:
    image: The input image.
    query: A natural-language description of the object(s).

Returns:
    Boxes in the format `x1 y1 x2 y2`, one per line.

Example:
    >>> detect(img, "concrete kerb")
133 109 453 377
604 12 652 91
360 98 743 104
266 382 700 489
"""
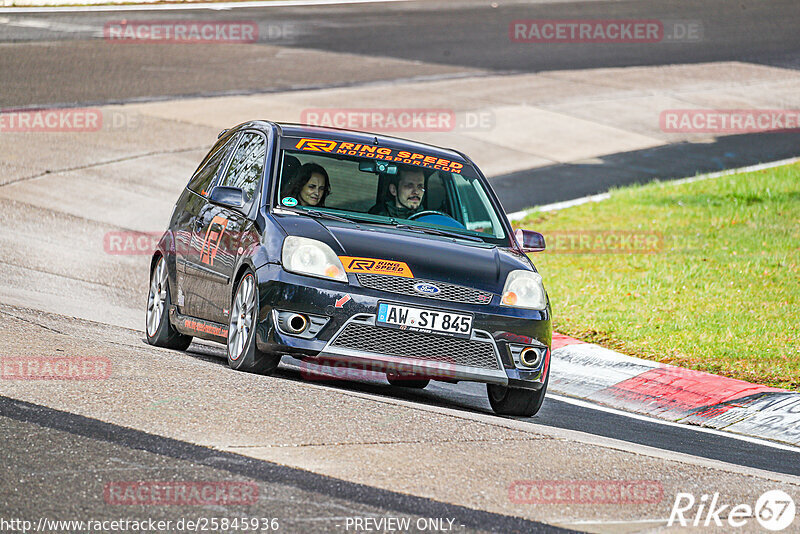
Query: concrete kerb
550 335 800 447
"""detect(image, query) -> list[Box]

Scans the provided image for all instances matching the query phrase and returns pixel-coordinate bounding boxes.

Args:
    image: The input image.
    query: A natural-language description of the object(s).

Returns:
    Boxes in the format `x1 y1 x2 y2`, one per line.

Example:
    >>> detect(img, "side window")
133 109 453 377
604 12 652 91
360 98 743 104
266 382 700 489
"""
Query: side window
187 133 239 196
218 132 267 203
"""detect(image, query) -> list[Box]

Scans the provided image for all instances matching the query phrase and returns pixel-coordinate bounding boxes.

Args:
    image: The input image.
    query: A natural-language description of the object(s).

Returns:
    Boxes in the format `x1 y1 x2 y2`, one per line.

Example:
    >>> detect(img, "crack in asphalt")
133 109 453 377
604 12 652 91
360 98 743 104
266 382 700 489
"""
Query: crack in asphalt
0 308 69 336
0 68 503 111
0 145 206 188
0 257 132 293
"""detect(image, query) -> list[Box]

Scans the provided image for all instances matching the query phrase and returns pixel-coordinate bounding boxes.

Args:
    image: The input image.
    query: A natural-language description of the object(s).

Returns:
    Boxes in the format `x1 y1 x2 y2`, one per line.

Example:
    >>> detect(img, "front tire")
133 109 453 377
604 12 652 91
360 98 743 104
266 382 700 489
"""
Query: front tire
146 255 192 350
487 372 548 417
227 270 281 375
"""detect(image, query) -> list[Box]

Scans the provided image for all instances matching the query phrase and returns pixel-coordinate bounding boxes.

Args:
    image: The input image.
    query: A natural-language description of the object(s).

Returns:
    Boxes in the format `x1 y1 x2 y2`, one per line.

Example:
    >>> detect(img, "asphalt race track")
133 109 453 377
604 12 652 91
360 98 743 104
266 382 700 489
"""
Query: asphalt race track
1 1 800 532
2 0 800 106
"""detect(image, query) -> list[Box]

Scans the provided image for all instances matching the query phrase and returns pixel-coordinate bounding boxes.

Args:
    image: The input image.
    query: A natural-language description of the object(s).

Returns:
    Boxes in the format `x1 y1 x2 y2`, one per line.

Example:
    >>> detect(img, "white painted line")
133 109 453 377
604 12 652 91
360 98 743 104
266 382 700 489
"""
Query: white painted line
507 193 610 221
666 156 800 187
0 0 407 13
0 16 103 35
548 393 800 454
561 518 671 526
507 156 800 220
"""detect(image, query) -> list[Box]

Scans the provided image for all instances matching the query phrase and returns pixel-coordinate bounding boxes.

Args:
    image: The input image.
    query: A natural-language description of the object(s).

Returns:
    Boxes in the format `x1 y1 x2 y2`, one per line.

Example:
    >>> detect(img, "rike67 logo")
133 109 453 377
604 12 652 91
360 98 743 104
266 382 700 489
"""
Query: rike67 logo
669 490 796 531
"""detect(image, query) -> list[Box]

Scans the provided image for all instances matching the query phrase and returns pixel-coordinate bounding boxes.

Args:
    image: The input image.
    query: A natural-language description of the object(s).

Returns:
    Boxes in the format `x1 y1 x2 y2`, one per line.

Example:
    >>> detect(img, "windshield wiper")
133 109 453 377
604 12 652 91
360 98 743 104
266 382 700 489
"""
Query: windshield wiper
388 220 483 242
306 209 357 224
282 207 359 226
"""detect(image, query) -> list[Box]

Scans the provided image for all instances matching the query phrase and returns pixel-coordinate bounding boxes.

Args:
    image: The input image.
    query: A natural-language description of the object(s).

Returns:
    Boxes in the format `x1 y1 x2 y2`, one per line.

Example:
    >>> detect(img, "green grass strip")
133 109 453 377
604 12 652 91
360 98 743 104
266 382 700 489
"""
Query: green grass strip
521 163 800 390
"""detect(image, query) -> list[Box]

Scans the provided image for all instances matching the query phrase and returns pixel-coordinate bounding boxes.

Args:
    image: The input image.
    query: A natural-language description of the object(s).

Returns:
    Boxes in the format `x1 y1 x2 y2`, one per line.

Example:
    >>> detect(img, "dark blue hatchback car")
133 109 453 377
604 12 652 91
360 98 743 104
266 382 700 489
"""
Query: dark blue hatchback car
146 121 552 416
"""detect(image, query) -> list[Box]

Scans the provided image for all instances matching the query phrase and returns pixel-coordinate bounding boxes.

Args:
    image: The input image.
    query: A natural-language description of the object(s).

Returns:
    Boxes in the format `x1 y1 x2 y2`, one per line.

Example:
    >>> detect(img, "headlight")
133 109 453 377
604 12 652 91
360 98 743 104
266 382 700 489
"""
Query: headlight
281 236 348 282
501 270 546 310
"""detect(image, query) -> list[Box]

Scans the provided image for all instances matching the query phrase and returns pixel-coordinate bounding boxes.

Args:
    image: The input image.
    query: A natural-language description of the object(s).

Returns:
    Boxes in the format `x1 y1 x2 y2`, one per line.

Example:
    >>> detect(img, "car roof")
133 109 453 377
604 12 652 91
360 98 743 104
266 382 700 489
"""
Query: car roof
236 120 472 167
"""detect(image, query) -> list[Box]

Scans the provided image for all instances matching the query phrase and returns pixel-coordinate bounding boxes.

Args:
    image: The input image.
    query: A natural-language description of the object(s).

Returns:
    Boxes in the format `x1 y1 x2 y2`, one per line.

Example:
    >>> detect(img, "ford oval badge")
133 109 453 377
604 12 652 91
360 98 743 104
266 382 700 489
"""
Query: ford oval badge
413 282 441 295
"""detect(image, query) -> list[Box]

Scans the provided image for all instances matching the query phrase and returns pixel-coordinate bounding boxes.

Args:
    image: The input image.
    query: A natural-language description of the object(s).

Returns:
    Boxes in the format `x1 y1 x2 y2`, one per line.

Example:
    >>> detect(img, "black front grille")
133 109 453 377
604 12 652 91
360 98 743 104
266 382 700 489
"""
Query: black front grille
357 274 493 305
329 322 500 370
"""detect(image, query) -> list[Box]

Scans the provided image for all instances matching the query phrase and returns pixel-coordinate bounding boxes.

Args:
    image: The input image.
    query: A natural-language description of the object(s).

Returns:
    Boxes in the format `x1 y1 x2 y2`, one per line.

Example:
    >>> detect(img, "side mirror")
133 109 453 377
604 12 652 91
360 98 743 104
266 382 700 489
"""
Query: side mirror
515 229 545 253
208 186 245 210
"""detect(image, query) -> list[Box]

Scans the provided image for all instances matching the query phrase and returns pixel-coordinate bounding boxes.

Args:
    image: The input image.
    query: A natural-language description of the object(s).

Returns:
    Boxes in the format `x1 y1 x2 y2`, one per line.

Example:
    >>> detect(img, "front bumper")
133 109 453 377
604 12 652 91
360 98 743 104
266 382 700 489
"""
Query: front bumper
254 264 552 390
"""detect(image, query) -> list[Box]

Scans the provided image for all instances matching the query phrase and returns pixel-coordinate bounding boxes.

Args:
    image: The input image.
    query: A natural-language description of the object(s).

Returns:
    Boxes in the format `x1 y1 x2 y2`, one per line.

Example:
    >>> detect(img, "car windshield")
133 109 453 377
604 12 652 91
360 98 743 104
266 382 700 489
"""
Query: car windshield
274 137 509 245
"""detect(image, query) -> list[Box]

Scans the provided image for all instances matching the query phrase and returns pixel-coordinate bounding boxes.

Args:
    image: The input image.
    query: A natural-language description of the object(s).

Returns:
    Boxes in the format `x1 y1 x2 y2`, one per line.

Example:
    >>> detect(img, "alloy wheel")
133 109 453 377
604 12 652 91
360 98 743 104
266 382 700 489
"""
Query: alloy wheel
228 274 255 361
146 258 168 337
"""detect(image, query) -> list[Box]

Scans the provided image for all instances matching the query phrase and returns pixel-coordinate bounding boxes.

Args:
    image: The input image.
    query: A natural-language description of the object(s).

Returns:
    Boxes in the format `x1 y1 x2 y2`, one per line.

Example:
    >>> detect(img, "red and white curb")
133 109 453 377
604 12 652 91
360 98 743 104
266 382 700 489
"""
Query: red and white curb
550 334 800 447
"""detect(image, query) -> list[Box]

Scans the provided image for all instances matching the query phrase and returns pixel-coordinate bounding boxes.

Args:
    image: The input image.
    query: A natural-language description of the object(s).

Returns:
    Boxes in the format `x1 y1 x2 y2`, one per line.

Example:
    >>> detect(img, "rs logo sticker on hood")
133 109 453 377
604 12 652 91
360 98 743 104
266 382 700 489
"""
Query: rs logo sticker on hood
339 256 413 278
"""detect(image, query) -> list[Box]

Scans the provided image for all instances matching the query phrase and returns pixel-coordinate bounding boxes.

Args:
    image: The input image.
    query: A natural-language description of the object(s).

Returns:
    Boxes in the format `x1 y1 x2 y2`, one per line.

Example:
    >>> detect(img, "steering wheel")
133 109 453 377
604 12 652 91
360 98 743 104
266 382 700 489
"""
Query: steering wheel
408 210 465 228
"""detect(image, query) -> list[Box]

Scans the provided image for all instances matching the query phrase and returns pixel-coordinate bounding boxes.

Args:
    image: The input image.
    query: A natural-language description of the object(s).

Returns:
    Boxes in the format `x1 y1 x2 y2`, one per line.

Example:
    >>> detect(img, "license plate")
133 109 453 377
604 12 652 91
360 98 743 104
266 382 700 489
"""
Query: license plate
376 302 473 339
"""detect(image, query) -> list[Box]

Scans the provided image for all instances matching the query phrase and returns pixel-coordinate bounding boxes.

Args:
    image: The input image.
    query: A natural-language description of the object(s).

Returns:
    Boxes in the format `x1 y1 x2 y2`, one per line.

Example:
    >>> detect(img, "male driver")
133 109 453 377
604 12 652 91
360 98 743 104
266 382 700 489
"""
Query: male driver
371 167 425 219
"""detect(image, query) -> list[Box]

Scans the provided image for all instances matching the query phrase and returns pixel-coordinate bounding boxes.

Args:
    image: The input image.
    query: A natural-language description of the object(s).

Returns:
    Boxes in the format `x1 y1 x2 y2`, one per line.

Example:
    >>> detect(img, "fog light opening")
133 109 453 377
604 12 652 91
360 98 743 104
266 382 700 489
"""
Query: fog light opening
520 347 543 368
289 314 308 333
279 312 309 335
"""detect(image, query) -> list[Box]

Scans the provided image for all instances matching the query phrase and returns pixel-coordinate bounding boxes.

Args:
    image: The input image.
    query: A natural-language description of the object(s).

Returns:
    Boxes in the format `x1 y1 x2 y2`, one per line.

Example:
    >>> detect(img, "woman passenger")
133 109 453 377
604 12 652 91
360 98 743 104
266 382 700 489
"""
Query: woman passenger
285 163 330 207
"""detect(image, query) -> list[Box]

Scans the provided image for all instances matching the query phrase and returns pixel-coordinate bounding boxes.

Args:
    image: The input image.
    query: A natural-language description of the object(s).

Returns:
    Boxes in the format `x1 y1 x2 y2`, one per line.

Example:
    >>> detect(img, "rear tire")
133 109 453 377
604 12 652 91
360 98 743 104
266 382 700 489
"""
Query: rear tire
146 255 192 350
487 372 548 417
227 270 281 375
386 373 430 389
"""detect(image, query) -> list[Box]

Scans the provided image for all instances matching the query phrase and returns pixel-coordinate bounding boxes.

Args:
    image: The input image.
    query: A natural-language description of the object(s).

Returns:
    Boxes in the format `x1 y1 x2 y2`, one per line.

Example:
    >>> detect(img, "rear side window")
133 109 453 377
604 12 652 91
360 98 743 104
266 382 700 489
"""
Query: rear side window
187 133 239 196
217 132 267 203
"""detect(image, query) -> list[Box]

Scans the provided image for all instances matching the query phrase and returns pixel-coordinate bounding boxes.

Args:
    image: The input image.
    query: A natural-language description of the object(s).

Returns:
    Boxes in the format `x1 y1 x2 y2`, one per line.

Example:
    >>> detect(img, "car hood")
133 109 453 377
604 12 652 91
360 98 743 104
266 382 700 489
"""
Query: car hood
273 213 533 293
